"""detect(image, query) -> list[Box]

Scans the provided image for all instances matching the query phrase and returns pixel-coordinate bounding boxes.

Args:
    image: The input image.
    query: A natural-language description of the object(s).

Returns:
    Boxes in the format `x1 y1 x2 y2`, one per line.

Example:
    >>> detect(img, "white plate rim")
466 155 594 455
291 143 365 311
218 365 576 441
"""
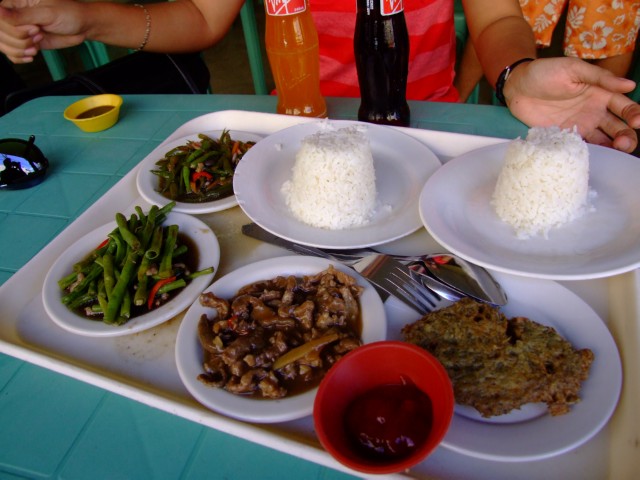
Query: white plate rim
175 255 387 424
426 271 622 462
233 119 442 249
136 130 264 214
419 142 640 280
42 211 219 337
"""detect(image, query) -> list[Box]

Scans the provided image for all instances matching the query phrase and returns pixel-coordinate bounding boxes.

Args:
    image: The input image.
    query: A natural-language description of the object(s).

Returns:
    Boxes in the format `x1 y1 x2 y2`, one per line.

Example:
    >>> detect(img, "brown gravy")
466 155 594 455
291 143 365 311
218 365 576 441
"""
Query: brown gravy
76 105 114 119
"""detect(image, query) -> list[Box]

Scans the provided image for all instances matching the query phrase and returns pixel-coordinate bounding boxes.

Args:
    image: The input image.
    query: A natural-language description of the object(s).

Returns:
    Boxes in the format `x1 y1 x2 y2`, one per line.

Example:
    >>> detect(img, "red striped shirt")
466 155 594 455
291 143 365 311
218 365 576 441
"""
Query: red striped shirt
309 0 458 102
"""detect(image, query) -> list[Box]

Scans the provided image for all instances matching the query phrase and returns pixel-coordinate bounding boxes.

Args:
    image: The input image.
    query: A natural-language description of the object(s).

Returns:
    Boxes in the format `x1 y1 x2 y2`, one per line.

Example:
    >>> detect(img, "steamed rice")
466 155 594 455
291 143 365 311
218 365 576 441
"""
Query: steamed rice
491 126 594 239
282 124 377 230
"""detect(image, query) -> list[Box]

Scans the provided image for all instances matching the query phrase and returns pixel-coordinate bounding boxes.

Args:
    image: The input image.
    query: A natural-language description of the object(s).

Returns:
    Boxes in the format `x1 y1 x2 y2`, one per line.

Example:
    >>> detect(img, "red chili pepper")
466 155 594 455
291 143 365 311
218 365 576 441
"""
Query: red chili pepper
192 171 213 181
231 141 241 157
432 255 452 265
147 276 176 310
227 315 248 335
96 238 109 250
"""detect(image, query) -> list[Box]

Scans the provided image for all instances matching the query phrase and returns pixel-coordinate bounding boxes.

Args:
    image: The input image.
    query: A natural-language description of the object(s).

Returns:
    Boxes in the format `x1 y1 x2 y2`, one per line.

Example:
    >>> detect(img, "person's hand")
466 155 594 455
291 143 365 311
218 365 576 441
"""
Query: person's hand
0 0 86 63
0 0 43 63
504 56 640 153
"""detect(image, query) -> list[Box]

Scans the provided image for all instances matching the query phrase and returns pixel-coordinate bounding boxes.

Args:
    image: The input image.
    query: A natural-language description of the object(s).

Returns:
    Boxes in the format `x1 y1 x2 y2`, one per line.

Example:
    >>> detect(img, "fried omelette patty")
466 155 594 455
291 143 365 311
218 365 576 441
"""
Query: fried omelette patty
402 298 594 417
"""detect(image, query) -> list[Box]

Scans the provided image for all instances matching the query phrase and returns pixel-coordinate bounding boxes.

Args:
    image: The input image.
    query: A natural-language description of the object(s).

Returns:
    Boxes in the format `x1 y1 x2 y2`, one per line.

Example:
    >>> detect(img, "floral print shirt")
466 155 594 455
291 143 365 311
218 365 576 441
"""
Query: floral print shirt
520 0 640 59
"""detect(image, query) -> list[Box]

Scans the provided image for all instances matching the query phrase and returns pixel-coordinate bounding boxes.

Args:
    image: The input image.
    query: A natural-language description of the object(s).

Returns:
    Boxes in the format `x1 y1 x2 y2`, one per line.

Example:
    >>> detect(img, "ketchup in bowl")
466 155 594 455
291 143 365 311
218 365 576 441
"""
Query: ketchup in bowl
344 382 433 460
313 341 453 474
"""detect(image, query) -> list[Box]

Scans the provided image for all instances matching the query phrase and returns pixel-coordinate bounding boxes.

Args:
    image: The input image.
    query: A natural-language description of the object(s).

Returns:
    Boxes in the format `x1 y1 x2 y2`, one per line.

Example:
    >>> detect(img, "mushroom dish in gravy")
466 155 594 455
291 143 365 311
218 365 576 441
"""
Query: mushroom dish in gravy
196 265 363 399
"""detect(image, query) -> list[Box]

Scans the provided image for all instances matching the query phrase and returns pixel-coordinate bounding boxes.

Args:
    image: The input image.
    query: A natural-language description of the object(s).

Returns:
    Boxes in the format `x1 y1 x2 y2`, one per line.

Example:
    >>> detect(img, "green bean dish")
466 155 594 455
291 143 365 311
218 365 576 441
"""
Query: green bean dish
151 131 257 203
57 202 214 326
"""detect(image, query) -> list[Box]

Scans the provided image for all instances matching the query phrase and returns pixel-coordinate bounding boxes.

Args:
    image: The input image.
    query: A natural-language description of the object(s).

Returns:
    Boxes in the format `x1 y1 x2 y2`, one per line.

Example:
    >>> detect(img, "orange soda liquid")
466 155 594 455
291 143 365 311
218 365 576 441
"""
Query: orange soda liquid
264 0 327 118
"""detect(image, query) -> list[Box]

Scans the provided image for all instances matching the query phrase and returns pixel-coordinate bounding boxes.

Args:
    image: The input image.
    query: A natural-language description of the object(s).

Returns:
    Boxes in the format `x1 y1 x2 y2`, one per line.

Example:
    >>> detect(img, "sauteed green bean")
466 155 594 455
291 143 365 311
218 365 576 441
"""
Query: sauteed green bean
57 203 214 325
151 131 256 203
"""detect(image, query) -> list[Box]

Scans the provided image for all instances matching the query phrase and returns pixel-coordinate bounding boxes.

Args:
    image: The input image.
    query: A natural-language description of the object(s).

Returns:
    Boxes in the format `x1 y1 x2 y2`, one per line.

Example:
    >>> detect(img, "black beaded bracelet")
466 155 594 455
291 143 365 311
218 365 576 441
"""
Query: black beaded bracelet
495 57 535 106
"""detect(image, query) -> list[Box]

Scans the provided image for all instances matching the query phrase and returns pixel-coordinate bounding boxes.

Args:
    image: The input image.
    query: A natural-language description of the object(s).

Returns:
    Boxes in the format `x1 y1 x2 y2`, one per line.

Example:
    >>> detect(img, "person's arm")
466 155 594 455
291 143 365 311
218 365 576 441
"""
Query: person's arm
462 0 640 153
461 0 535 89
82 0 244 52
0 0 244 62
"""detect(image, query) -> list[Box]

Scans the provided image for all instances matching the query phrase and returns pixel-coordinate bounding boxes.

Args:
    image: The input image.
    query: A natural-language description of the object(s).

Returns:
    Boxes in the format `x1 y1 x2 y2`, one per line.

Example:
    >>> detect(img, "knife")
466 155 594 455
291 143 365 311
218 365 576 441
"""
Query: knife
242 223 507 307
241 223 391 301
241 223 336 258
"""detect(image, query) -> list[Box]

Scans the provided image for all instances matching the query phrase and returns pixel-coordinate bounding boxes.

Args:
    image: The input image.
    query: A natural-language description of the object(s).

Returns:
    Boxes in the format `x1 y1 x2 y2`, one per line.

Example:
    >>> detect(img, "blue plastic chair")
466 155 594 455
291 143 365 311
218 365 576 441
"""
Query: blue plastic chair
453 0 480 104
628 53 640 102
240 0 269 94
42 41 112 81
454 0 468 58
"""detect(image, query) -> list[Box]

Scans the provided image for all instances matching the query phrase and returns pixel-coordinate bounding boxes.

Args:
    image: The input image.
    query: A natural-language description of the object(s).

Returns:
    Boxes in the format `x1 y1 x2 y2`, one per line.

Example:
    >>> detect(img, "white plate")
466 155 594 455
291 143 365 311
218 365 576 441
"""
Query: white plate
42 211 219 337
233 120 441 249
385 271 622 462
175 255 387 424
136 130 264 214
419 142 640 280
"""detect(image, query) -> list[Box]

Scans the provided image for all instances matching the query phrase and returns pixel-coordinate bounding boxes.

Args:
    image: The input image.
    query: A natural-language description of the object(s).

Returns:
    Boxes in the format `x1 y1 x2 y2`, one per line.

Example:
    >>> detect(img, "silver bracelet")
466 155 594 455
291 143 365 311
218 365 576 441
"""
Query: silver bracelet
133 3 151 51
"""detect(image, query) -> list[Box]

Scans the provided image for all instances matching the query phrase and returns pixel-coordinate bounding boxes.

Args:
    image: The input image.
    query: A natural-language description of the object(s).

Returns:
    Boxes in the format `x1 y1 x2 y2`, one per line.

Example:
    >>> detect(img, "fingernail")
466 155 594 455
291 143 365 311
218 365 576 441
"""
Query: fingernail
24 47 37 56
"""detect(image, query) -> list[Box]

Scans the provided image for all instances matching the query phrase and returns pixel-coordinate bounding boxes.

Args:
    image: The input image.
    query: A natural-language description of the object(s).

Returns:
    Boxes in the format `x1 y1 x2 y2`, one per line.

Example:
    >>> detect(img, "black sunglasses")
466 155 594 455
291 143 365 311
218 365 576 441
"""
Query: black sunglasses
0 135 49 190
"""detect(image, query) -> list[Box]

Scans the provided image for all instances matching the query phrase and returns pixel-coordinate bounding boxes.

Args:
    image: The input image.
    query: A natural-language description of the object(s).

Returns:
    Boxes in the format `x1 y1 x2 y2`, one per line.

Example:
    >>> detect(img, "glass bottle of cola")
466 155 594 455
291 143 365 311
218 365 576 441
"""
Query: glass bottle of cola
354 0 410 127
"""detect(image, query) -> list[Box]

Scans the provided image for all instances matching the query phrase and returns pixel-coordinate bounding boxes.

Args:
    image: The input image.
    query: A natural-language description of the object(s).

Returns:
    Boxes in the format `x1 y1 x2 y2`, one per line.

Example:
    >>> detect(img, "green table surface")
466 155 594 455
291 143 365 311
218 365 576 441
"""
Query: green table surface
0 95 526 480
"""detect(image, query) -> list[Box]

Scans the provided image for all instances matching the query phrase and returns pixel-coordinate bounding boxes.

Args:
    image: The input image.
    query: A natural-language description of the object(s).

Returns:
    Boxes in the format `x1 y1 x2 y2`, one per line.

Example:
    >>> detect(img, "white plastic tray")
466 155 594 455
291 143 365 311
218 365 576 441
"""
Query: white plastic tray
1 111 638 479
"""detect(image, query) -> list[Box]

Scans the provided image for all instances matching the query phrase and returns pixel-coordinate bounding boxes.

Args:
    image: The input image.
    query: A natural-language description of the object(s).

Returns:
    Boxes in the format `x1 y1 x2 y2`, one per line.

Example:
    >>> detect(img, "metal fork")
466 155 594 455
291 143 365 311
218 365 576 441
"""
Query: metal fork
256 237 451 309
285 245 437 310
262 239 440 313
350 254 442 314
241 223 444 312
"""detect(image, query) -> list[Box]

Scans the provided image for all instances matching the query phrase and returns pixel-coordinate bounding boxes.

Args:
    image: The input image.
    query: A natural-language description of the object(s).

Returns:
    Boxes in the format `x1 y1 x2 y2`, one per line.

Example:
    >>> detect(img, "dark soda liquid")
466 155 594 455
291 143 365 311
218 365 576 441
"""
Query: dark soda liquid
354 1 410 127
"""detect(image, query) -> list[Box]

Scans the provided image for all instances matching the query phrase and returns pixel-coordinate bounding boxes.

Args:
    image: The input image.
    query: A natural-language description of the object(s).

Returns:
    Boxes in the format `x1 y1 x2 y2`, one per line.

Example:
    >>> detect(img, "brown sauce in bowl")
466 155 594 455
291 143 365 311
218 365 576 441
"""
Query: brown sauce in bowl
76 105 114 119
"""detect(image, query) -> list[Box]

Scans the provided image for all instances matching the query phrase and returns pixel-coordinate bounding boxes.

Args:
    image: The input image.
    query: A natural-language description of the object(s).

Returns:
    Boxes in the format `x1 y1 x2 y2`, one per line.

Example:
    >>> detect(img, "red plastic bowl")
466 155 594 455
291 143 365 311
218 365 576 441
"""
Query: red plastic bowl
313 341 454 475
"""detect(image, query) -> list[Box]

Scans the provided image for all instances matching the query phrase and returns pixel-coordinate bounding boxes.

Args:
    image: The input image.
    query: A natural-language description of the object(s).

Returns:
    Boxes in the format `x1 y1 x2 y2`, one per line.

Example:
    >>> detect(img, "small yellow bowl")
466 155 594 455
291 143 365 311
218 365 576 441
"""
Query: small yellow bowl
63 94 123 132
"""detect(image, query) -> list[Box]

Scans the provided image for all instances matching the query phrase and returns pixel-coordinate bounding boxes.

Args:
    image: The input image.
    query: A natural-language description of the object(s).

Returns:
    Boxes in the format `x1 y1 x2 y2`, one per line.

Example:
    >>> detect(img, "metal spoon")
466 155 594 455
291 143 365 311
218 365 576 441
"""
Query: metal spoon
241 223 507 306
405 254 508 307
409 269 471 303
312 246 508 306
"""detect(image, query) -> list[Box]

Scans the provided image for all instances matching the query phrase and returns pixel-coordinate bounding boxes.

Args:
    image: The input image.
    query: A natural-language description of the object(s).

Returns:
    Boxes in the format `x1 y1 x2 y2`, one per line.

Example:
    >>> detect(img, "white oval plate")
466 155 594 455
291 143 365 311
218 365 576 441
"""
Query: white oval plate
385 271 622 462
233 120 441 249
175 255 387 423
136 130 264 214
42 211 219 337
419 142 640 280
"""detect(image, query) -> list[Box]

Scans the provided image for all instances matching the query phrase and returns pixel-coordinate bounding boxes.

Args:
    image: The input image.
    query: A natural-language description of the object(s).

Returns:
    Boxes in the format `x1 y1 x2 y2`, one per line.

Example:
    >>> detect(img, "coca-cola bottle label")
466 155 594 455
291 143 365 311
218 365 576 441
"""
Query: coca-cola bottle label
265 0 306 16
381 0 404 15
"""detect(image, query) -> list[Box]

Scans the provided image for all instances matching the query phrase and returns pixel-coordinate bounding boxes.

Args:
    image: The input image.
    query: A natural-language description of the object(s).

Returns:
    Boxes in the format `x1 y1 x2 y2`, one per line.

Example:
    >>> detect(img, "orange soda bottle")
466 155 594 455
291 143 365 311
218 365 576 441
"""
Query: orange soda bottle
264 0 327 118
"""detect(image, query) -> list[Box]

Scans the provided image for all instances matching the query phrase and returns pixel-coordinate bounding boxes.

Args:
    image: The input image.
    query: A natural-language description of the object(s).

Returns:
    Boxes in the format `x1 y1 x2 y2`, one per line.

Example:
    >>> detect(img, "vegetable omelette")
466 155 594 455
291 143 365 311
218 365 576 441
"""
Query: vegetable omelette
402 298 594 417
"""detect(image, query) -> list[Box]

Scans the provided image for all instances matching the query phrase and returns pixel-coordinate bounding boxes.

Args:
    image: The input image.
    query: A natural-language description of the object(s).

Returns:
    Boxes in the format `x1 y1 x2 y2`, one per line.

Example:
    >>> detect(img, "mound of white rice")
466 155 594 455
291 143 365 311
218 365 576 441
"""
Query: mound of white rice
282 124 377 230
491 126 594 239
